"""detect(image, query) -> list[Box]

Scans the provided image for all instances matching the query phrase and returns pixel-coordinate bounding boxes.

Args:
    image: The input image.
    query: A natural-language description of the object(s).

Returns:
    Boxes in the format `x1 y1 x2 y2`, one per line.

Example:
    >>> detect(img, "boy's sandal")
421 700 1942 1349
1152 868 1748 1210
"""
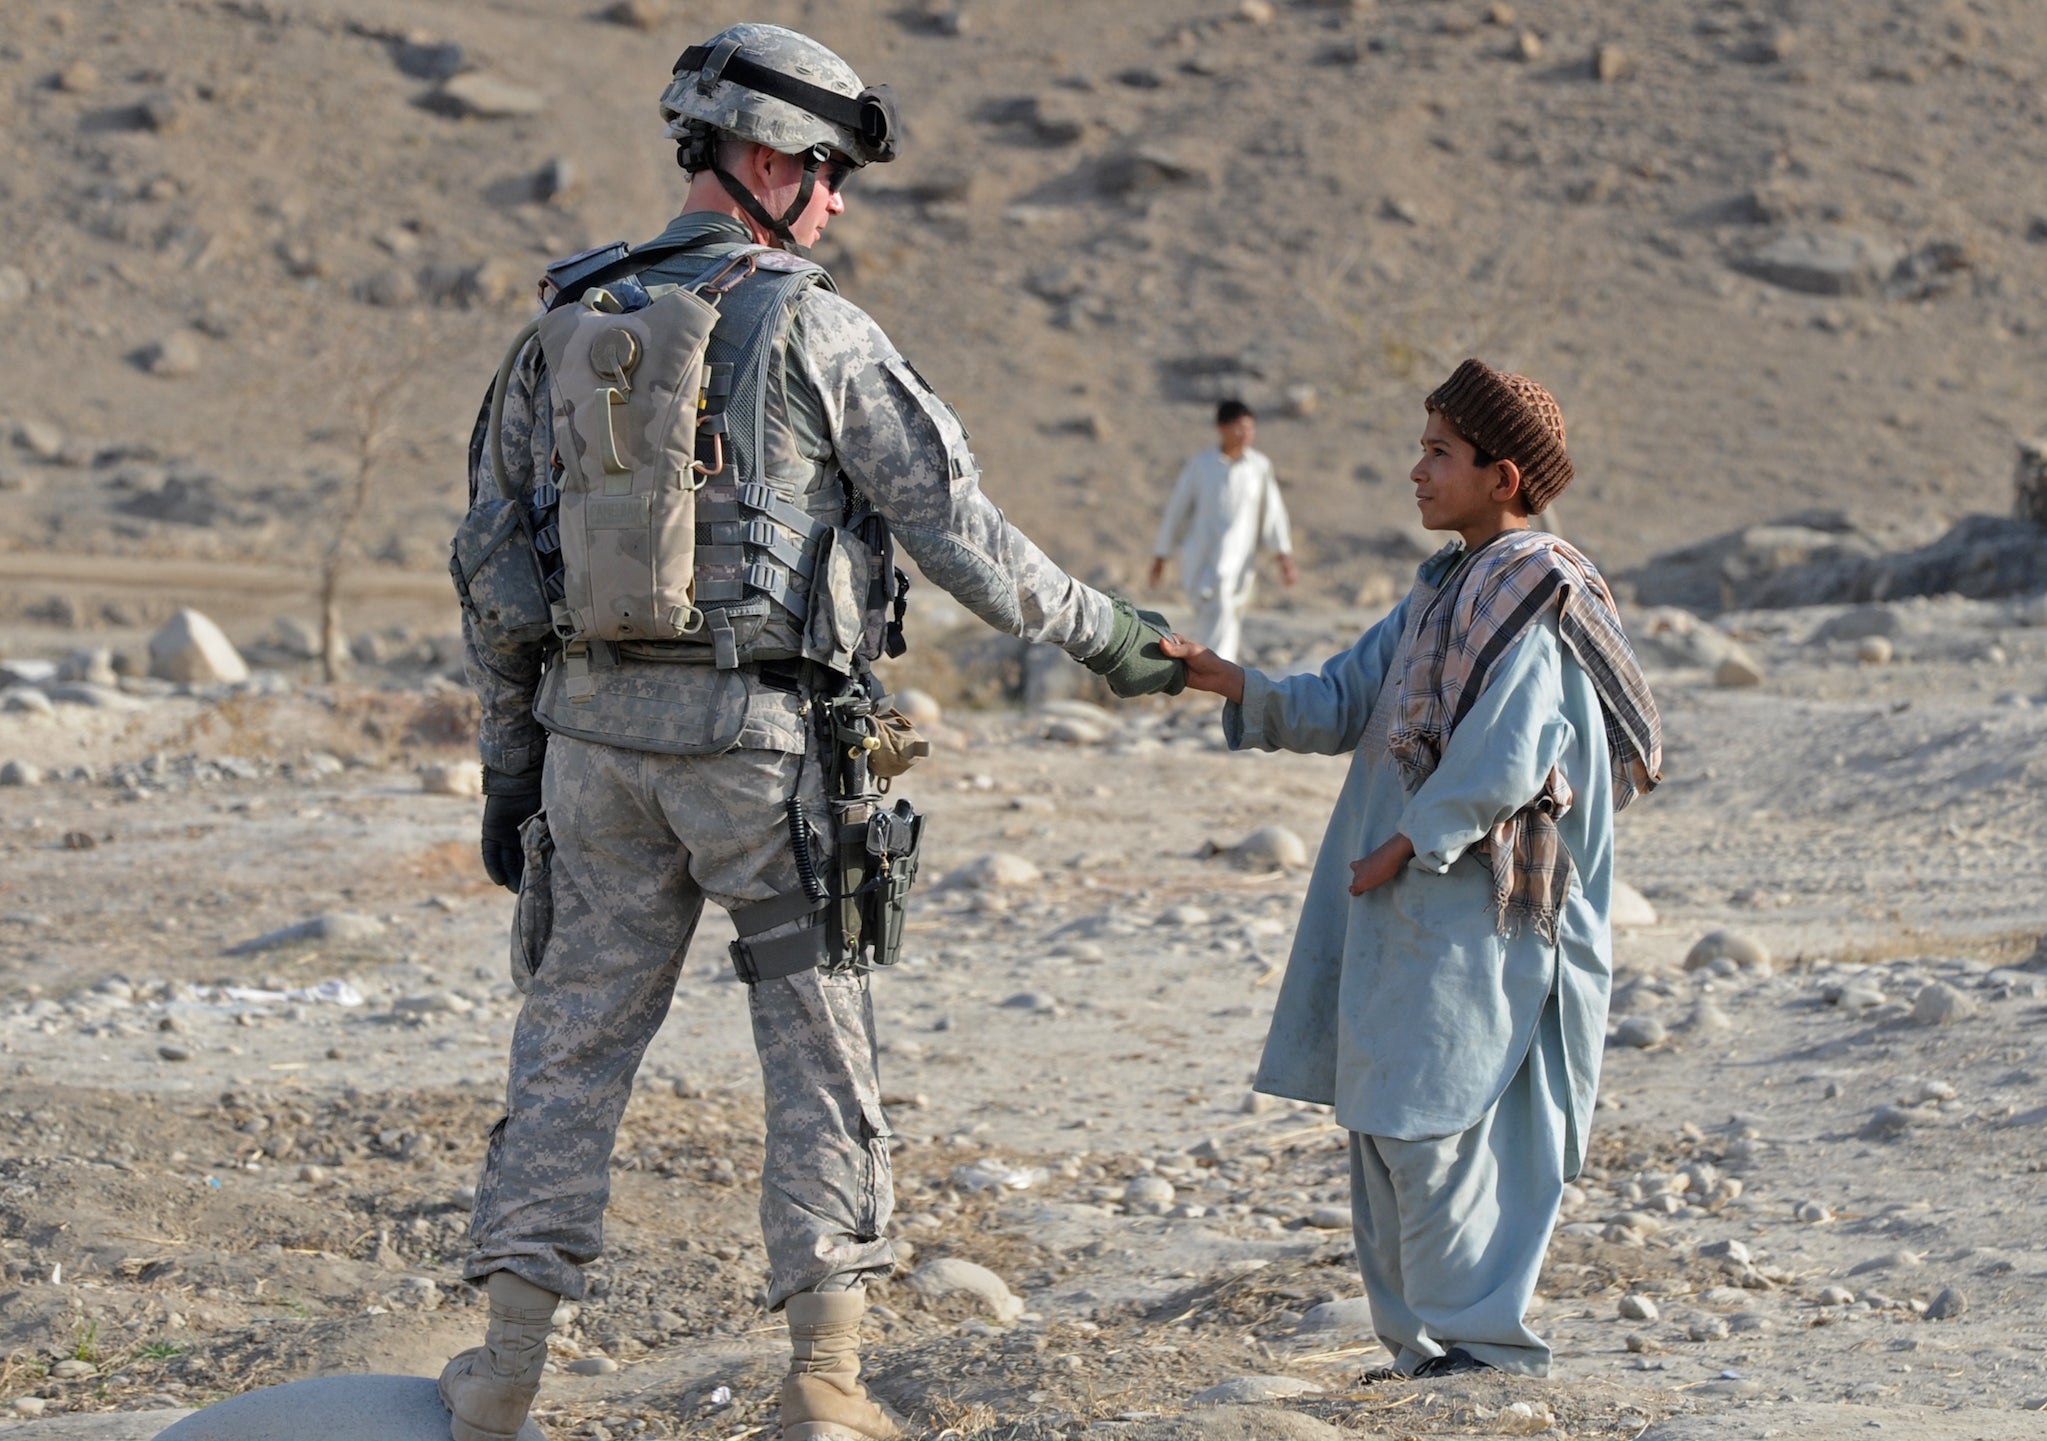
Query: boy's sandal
1358 1366 1406 1386
1412 1347 1490 1379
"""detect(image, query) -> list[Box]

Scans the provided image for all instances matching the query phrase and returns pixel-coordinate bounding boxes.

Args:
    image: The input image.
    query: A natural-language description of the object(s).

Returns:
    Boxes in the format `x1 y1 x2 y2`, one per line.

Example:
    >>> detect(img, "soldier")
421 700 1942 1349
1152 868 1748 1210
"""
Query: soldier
440 23 1183 1441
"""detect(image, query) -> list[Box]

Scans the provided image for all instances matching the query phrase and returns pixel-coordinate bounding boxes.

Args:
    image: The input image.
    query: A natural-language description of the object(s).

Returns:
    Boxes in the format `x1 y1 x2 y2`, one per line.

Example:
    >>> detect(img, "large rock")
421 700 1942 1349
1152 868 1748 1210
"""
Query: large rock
1622 514 1884 614
0 1412 191 1439
149 608 250 684
431 73 547 118
1732 229 1905 296
155 1375 546 1439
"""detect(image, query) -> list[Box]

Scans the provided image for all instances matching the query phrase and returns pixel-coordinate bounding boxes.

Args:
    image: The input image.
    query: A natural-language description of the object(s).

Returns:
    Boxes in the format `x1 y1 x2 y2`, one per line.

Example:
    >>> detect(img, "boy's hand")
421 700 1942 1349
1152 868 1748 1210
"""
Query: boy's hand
1348 834 1416 895
1158 634 1245 704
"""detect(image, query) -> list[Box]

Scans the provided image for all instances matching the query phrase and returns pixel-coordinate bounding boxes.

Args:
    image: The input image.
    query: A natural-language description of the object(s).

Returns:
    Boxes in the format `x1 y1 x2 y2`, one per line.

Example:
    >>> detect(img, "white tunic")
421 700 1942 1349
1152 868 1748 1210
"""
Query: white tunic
1152 446 1292 661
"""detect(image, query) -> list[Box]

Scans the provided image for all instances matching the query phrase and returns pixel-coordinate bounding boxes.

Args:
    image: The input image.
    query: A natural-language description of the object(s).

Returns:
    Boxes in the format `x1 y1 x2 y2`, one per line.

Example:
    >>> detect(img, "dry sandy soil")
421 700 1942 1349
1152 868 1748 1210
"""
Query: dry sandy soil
1 594 2046 1439
3 1 2047 1438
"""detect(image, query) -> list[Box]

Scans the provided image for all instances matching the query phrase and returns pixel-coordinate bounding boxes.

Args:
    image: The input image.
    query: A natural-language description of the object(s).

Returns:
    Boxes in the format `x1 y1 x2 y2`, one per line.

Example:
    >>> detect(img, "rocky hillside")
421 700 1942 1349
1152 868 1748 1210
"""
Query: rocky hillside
4 0 2047 620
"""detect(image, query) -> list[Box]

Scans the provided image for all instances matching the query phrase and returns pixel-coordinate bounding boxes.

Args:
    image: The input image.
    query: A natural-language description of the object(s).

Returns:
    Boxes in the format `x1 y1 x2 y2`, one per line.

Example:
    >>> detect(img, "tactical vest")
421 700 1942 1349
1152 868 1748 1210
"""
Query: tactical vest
456 236 903 756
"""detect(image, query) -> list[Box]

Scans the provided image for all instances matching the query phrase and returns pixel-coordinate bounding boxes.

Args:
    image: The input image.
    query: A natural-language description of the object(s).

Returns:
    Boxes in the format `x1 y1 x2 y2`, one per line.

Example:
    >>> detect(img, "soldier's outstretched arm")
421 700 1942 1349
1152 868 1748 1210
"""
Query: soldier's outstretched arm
795 290 1181 695
795 289 1110 649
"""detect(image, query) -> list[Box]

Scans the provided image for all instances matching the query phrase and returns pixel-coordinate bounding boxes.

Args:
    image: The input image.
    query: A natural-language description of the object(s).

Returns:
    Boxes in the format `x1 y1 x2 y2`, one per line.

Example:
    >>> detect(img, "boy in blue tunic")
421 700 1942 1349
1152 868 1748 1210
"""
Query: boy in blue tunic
1163 360 1661 1380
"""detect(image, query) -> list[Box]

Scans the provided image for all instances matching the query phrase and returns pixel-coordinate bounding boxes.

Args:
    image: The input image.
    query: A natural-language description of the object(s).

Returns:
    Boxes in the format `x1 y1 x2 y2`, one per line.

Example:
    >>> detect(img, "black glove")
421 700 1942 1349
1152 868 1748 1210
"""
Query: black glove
1084 595 1187 698
480 765 544 891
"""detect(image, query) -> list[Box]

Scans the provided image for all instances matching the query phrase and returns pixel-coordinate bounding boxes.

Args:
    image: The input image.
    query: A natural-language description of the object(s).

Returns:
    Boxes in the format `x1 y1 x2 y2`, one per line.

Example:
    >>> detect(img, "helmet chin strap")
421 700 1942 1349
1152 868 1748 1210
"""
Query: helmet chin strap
710 147 824 253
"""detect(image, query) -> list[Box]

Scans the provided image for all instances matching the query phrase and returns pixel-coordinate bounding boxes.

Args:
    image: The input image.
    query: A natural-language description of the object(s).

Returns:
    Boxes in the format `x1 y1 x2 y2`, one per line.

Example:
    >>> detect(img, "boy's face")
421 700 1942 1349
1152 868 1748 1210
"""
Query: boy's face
1217 415 1256 453
1411 410 1519 535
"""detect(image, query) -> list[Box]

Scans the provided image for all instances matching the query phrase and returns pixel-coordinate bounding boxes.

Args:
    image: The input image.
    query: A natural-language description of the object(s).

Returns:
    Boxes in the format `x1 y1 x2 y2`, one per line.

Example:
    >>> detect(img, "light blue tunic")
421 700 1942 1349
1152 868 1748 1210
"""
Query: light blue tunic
1224 552 1615 1178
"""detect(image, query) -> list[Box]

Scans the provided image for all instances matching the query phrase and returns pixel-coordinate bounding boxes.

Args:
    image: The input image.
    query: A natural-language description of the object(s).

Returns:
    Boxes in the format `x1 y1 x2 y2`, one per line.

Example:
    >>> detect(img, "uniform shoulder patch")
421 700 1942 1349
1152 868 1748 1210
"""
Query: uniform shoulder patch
752 249 822 274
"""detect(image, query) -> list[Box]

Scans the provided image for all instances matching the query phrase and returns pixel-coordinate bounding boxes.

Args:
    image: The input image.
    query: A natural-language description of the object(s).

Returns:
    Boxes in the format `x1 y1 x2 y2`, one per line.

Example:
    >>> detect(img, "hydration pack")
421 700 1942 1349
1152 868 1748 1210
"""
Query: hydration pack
454 238 907 696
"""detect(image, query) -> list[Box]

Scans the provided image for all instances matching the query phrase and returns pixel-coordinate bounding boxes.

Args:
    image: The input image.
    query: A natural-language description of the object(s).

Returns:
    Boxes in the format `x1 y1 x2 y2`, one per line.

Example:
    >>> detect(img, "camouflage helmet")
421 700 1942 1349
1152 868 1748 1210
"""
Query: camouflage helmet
660 23 898 167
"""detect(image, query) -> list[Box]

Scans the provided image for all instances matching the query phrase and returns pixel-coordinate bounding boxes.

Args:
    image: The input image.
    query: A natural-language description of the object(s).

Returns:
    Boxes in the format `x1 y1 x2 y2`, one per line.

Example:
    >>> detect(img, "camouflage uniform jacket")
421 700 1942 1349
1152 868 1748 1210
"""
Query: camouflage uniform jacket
463 213 1115 775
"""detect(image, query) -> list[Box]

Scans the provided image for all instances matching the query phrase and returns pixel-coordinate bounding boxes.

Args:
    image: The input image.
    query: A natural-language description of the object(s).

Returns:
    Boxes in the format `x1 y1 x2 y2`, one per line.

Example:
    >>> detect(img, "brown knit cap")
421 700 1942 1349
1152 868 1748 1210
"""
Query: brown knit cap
1424 359 1575 514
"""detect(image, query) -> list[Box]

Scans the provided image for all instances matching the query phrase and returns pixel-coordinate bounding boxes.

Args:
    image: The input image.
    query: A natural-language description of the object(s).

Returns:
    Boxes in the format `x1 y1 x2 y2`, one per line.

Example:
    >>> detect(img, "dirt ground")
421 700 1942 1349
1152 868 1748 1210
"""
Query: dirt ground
1 595 2045 1437
5 0 2047 1437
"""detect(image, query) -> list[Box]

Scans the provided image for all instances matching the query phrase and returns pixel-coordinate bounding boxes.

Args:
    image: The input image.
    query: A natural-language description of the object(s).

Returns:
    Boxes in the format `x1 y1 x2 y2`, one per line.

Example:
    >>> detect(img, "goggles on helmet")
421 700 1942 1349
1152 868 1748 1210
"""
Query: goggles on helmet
671 45 899 166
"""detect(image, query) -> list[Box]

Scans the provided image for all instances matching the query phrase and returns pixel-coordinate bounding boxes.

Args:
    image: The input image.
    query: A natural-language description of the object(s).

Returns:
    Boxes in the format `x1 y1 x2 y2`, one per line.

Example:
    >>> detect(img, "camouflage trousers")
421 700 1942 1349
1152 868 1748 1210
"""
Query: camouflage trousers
464 733 897 1308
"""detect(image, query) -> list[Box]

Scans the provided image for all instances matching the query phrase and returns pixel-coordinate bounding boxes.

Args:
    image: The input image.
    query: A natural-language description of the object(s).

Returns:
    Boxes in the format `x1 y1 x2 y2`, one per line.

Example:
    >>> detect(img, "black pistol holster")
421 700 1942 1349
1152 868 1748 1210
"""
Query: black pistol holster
728 668 924 985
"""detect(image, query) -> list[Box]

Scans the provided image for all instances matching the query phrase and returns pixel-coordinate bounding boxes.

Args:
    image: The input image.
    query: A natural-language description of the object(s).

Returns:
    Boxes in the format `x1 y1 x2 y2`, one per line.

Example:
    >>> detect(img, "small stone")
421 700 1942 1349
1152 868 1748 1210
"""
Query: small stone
1796 1201 1834 1224
1298 1297 1376 1333
51 1358 95 1378
1699 1239 1753 1265
1159 904 1213 927
1624 1332 1663 1354
15 418 64 459
1189 1377 1324 1405
1614 1015 1667 1049
1283 384 1320 419
1849 1249 1923 1276
394 992 474 1017
434 72 547 119
1856 635 1894 665
1609 880 1658 928
1684 930 1771 972
228 912 387 955
1817 1285 1855 1306
566 1357 619 1375
1925 1286 1967 1320
1226 825 1309 871
420 760 484 798
0 760 41 787
1593 43 1632 82
1124 1174 1176 1213
12 1397 47 1417
894 688 943 728
1515 31 1544 61
906 1257 1024 1322
1826 979 1887 1010
600 0 668 29
298 1165 326 1183
1911 983 1976 1026
57 59 100 92
1239 0 1277 23
140 333 202 378
1861 1105 1913 1139
158 1044 192 1062
1240 1091 1281 1115
1686 1001 1733 1034
149 608 249 684
1618 1294 1659 1321
1304 1205 1351 1230
943 853 1041 890
1713 654 1765 688
59 646 116 685
999 991 1059 1015
5 687 54 716
1688 1315 1731 1342
1045 717 1109 744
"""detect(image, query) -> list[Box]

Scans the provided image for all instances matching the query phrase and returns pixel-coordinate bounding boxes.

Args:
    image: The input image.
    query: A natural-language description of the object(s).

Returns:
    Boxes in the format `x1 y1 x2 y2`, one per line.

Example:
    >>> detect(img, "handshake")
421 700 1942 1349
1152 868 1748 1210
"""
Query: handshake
1083 595 1246 702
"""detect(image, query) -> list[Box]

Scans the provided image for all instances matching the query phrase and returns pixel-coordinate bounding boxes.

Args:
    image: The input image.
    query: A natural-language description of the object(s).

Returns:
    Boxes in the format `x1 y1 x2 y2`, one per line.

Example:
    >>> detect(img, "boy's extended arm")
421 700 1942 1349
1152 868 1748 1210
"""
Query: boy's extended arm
1396 615 1572 871
1220 598 1409 756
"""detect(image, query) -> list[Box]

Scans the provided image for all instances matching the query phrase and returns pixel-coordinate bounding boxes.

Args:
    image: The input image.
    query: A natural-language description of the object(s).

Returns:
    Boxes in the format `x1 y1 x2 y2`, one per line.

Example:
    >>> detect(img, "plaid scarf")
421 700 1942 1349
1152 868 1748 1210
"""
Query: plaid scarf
1386 530 1662 942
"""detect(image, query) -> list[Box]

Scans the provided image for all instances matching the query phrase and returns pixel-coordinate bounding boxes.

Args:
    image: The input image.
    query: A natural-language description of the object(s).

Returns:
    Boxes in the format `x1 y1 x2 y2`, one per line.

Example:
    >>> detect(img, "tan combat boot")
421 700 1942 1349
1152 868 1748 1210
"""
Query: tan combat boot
781 1289 903 1441
439 1271 559 1441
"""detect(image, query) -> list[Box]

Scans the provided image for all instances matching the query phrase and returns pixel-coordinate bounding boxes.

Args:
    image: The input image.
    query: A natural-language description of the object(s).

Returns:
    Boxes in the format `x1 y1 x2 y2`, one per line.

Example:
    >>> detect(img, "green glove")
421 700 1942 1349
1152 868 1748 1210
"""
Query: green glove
1084 595 1187 698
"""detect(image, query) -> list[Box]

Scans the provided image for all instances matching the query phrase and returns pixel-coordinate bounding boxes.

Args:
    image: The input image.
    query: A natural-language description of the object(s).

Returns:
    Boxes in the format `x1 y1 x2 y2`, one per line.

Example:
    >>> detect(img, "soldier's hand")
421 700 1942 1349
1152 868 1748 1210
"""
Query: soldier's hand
1084 596 1186 698
479 766 545 890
